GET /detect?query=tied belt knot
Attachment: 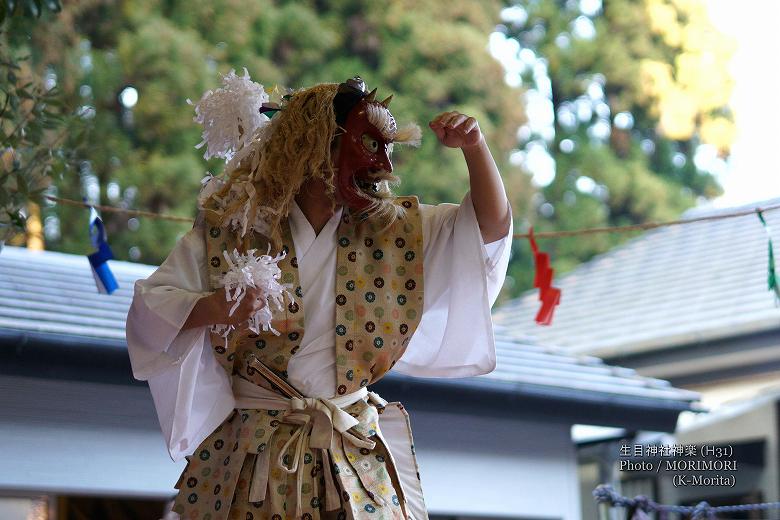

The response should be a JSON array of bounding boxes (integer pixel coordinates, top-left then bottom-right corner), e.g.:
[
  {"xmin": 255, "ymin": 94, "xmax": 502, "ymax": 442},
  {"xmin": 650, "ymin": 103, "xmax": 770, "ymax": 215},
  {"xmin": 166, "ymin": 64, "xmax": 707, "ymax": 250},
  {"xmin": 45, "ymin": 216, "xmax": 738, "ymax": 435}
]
[
  {"xmin": 232, "ymin": 372, "xmax": 389, "ymax": 518},
  {"xmin": 277, "ymin": 395, "xmax": 378, "ymax": 517}
]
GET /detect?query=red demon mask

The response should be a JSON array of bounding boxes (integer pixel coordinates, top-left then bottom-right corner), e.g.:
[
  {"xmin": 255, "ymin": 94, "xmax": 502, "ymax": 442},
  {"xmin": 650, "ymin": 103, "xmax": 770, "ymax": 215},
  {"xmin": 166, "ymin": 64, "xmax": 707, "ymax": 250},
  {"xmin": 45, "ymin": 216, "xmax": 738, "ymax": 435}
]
[{"xmin": 334, "ymin": 90, "xmax": 397, "ymax": 214}]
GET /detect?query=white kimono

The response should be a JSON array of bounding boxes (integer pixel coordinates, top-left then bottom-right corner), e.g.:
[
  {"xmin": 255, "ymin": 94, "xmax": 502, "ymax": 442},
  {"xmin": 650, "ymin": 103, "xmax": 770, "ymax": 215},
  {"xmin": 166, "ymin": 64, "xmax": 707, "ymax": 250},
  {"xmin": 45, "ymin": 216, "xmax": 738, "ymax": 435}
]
[{"xmin": 126, "ymin": 192, "xmax": 511, "ymax": 511}]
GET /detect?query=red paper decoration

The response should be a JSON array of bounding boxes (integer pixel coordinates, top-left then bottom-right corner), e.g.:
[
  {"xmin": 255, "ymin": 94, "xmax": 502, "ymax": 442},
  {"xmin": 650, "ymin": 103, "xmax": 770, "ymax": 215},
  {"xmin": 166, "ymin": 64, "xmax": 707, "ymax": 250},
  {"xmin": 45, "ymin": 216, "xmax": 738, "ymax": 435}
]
[{"xmin": 528, "ymin": 227, "xmax": 561, "ymax": 325}]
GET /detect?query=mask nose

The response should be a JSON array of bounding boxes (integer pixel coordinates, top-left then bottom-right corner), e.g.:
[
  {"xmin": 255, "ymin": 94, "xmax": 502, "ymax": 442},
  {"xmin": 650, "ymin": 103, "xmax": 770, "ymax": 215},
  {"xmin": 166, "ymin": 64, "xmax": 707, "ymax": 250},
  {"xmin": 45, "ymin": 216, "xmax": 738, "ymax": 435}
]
[{"xmin": 380, "ymin": 147, "xmax": 393, "ymax": 174}]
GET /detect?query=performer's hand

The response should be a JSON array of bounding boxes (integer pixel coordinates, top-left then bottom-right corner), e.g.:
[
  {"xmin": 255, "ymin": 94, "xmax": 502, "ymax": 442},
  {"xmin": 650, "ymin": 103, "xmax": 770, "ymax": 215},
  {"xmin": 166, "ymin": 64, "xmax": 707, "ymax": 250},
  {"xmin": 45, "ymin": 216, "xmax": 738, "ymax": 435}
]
[
  {"xmin": 183, "ymin": 287, "xmax": 267, "ymax": 330},
  {"xmin": 429, "ymin": 111, "xmax": 483, "ymax": 149},
  {"xmin": 213, "ymin": 287, "xmax": 267, "ymax": 326}
]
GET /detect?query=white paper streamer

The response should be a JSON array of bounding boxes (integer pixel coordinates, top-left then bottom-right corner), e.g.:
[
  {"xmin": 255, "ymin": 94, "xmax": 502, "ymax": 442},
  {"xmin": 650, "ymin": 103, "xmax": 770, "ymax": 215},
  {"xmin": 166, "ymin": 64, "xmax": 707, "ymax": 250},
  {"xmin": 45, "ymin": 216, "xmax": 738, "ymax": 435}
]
[
  {"xmin": 188, "ymin": 68, "xmax": 270, "ymax": 162},
  {"xmin": 197, "ymin": 175, "xmax": 274, "ymax": 238}
]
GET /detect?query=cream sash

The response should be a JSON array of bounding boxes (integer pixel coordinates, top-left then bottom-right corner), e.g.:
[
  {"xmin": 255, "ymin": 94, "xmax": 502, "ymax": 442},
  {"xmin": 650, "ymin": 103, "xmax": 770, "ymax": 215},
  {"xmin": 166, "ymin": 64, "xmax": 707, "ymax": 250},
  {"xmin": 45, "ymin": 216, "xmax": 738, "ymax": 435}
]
[{"xmin": 233, "ymin": 376, "xmax": 385, "ymax": 516}]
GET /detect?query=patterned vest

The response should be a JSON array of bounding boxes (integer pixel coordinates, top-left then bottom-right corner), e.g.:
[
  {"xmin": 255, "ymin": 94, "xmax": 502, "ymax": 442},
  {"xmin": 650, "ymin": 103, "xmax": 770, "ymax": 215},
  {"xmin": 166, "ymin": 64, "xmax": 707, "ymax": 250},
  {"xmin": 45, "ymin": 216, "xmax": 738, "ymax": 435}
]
[{"xmin": 203, "ymin": 197, "xmax": 424, "ymax": 397}]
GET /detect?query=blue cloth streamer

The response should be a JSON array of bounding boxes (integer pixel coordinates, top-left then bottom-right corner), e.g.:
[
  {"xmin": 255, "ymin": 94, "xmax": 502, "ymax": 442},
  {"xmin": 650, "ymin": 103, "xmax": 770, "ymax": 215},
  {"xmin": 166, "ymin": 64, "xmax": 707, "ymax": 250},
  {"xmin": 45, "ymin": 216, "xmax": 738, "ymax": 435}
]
[{"xmin": 87, "ymin": 207, "xmax": 118, "ymax": 294}]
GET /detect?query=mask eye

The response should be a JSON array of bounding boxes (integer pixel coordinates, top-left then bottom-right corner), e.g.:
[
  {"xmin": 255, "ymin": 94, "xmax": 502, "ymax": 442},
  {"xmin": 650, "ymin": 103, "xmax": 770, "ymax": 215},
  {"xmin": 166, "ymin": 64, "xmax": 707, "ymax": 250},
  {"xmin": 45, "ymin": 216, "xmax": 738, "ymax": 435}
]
[{"xmin": 362, "ymin": 134, "xmax": 379, "ymax": 153}]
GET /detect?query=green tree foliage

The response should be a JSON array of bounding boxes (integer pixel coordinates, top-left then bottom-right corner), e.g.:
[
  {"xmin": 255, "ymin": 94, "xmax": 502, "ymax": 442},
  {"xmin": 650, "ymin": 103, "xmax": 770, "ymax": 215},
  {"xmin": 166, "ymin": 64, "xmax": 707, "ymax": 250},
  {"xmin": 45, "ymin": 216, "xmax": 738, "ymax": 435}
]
[
  {"xmin": 5, "ymin": 0, "xmax": 735, "ymax": 301},
  {"xmin": 498, "ymin": 0, "xmax": 734, "ymax": 290},
  {"xmin": 11, "ymin": 0, "xmax": 529, "ymax": 270}
]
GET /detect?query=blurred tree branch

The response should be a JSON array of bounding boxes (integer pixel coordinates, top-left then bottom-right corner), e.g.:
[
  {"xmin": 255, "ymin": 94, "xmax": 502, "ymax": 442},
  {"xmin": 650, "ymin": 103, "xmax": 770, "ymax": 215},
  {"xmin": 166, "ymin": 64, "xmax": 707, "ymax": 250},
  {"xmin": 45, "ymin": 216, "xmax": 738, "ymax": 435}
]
[
  {"xmin": 0, "ymin": 0, "xmax": 86, "ymax": 247},
  {"xmin": 0, "ymin": 0, "xmax": 62, "ymax": 23}
]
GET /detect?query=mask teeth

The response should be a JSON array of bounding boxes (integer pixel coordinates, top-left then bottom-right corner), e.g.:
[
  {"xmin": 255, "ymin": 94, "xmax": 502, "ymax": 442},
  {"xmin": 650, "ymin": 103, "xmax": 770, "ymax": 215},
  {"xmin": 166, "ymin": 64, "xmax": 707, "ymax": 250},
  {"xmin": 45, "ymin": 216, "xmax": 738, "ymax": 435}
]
[{"xmin": 356, "ymin": 179, "xmax": 381, "ymax": 193}]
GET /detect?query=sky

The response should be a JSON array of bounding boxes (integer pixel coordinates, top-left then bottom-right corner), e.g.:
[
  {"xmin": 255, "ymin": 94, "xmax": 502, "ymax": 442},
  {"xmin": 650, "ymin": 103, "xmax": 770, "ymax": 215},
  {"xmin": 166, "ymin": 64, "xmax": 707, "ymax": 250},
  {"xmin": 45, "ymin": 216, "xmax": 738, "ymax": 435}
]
[{"xmin": 707, "ymin": 0, "xmax": 780, "ymax": 207}]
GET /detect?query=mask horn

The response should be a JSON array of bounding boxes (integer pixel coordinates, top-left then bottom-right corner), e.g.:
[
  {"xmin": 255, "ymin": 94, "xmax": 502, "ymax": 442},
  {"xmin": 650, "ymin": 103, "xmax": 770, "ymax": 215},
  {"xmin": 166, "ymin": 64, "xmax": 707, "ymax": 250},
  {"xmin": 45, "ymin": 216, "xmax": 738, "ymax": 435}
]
[
  {"xmin": 365, "ymin": 88, "xmax": 377, "ymax": 102},
  {"xmin": 381, "ymin": 95, "xmax": 393, "ymax": 107}
]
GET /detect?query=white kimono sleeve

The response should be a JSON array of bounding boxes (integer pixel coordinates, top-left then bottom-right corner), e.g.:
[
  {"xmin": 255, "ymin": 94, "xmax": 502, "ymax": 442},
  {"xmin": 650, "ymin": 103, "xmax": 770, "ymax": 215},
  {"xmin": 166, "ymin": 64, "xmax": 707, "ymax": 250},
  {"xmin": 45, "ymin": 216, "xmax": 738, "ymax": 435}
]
[
  {"xmin": 126, "ymin": 223, "xmax": 235, "ymax": 461},
  {"xmin": 393, "ymin": 192, "xmax": 512, "ymax": 378}
]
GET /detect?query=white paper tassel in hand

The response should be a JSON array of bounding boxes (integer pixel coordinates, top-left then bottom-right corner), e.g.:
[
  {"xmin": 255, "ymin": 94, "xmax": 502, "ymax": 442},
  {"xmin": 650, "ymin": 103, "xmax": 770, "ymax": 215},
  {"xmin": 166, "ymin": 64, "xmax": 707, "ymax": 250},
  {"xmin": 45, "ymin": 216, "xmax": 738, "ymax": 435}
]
[{"xmin": 211, "ymin": 247, "xmax": 293, "ymax": 340}]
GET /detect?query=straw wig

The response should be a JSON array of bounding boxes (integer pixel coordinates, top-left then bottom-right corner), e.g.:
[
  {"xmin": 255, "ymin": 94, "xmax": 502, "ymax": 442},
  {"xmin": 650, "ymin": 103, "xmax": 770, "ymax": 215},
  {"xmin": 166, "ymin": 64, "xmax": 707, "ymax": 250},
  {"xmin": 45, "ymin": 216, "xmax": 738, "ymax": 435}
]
[{"xmin": 193, "ymin": 73, "xmax": 420, "ymax": 250}]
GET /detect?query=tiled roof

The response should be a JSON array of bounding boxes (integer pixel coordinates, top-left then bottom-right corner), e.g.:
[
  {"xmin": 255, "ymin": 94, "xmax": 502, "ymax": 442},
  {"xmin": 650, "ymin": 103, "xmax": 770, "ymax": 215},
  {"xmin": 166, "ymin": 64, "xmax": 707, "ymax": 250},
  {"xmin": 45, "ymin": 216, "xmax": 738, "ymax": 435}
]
[
  {"xmin": 494, "ymin": 198, "xmax": 780, "ymax": 358},
  {"xmin": 0, "ymin": 246, "xmax": 153, "ymax": 341},
  {"xmin": 486, "ymin": 329, "xmax": 699, "ymax": 406},
  {"xmin": 0, "ymin": 245, "xmax": 698, "ymax": 408}
]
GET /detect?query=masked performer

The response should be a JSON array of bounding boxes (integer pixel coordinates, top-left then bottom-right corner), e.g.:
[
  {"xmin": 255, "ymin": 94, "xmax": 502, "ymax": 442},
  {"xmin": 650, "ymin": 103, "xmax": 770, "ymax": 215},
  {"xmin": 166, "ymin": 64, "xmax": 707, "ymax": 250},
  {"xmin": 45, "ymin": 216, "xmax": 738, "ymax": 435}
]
[{"xmin": 126, "ymin": 73, "xmax": 512, "ymax": 520}]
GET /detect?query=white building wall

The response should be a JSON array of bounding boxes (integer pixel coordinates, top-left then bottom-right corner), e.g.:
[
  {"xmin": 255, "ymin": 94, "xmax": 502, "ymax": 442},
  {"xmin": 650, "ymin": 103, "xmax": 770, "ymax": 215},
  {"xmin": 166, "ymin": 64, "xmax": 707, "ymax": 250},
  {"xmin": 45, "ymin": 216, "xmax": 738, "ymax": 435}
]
[
  {"xmin": 0, "ymin": 375, "xmax": 184, "ymax": 497},
  {"xmin": 408, "ymin": 409, "xmax": 581, "ymax": 519},
  {"xmin": 0, "ymin": 376, "xmax": 580, "ymax": 519}
]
